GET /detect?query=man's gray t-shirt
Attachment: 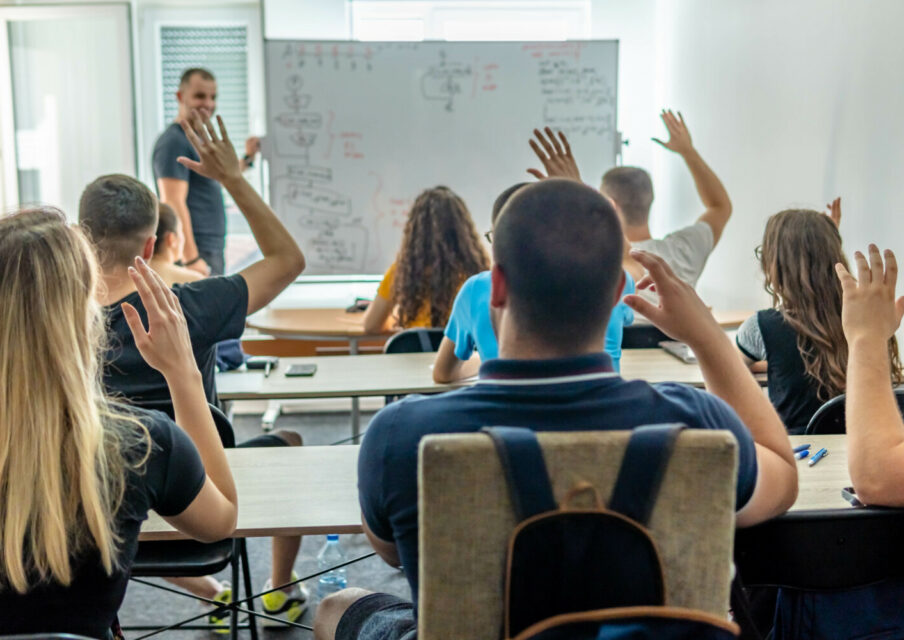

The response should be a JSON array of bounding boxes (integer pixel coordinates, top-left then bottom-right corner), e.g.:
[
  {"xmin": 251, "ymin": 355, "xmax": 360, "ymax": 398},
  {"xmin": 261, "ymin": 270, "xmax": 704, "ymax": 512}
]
[
  {"xmin": 633, "ymin": 221, "xmax": 715, "ymax": 288},
  {"xmin": 152, "ymin": 122, "xmax": 226, "ymax": 240}
]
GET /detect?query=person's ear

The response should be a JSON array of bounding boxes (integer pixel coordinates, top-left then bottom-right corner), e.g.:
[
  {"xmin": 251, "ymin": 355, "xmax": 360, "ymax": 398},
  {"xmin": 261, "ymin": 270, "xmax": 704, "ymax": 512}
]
[
  {"xmin": 165, "ymin": 231, "xmax": 178, "ymax": 251},
  {"xmin": 142, "ymin": 236, "xmax": 156, "ymax": 261},
  {"xmin": 613, "ymin": 270, "xmax": 626, "ymax": 305},
  {"xmin": 175, "ymin": 89, "xmax": 183, "ymax": 104},
  {"xmin": 490, "ymin": 264, "xmax": 508, "ymax": 309}
]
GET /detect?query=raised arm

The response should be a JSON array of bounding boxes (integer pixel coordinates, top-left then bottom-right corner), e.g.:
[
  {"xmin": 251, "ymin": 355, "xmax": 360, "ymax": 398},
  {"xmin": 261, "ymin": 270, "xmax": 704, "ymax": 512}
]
[
  {"xmin": 624, "ymin": 250, "xmax": 797, "ymax": 526},
  {"xmin": 178, "ymin": 111, "xmax": 305, "ymax": 314},
  {"xmin": 837, "ymin": 245, "xmax": 904, "ymax": 506},
  {"xmin": 121, "ymin": 257, "xmax": 237, "ymax": 541},
  {"xmin": 527, "ymin": 127, "xmax": 582, "ymax": 182},
  {"xmin": 653, "ymin": 110, "xmax": 732, "ymax": 246}
]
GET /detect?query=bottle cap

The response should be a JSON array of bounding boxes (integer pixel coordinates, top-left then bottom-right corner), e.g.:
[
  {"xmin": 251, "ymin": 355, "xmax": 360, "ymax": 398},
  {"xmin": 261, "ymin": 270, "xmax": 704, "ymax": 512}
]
[{"xmin": 327, "ymin": 534, "xmax": 339, "ymax": 541}]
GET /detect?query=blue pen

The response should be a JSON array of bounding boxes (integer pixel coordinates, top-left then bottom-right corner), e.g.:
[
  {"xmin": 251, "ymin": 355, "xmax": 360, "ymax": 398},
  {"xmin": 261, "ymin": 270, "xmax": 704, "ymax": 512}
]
[
  {"xmin": 794, "ymin": 449, "xmax": 810, "ymax": 460},
  {"xmin": 808, "ymin": 448, "xmax": 829, "ymax": 467},
  {"xmin": 793, "ymin": 443, "xmax": 811, "ymax": 453}
]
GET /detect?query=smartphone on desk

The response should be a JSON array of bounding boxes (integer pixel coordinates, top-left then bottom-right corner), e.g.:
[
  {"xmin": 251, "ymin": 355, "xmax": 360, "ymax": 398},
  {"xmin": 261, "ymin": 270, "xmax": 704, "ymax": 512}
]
[{"xmin": 285, "ymin": 363, "xmax": 318, "ymax": 377}]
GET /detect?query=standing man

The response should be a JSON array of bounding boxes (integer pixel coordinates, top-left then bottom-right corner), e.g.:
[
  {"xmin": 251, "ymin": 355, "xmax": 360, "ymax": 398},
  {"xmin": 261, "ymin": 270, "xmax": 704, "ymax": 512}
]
[{"xmin": 153, "ymin": 67, "xmax": 260, "ymax": 275}]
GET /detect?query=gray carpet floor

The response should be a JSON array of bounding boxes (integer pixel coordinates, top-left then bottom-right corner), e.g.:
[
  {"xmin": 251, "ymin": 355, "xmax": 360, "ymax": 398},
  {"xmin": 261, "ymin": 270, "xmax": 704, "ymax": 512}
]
[{"xmin": 118, "ymin": 408, "xmax": 408, "ymax": 638}]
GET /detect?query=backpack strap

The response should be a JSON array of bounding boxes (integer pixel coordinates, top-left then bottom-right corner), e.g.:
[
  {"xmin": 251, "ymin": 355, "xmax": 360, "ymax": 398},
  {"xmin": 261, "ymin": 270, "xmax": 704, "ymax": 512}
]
[
  {"xmin": 483, "ymin": 426, "xmax": 557, "ymax": 521},
  {"xmin": 608, "ymin": 423, "xmax": 686, "ymax": 526}
]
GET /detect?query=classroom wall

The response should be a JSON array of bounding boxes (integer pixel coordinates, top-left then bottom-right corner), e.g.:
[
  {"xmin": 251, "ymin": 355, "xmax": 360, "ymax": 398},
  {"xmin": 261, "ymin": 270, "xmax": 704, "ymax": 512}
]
[{"xmin": 653, "ymin": 0, "xmax": 904, "ymax": 312}]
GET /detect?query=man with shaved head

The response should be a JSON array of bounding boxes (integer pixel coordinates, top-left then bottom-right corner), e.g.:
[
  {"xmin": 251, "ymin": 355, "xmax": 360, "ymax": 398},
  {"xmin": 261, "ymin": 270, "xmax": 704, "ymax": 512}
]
[{"xmin": 313, "ymin": 179, "xmax": 796, "ymax": 640}]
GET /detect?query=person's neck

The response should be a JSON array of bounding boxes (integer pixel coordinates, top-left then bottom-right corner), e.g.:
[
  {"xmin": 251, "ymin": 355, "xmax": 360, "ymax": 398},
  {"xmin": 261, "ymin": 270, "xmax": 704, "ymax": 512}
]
[
  {"xmin": 97, "ymin": 265, "xmax": 137, "ymax": 307},
  {"xmin": 150, "ymin": 248, "xmax": 178, "ymax": 269},
  {"xmin": 496, "ymin": 318, "xmax": 604, "ymax": 361},
  {"xmin": 624, "ymin": 224, "xmax": 652, "ymax": 243}
]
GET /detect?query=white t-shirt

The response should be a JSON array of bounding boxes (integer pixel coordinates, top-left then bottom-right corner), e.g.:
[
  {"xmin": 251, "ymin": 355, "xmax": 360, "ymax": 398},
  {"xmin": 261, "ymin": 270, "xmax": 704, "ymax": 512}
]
[{"xmin": 632, "ymin": 221, "xmax": 715, "ymax": 288}]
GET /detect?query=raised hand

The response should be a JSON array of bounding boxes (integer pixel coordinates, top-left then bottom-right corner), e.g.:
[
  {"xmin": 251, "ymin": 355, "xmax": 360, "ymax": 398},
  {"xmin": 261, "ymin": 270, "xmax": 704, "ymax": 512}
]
[
  {"xmin": 622, "ymin": 249, "xmax": 721, "ymax": 347},
  {"xmin": 121, "ymin": 257, "xmax": 198, "ymax": 380},
  {"xmin": 836, "ymin": 245, "xmax": 904, "ymax": 345},
  {"xmin": 826, "ymin": 197, "xmax": 841, "ymax": 228},
  {"xmin": 652, "ymin": 109, "xmax": 694, "ymax": 156},
  {"xmin": 527, "ymin": 127, "xmax": 582, "ymax": 181},
  {"xmin": 178, "ymin": 111, "xmax": 242, "ymax": 185}
]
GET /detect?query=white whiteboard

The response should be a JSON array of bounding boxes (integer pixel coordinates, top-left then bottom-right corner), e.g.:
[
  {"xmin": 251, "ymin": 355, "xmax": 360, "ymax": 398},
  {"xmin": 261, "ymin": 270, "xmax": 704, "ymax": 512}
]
[{"xmin": 263, "ymin": 40, "xmax": 619, "ymax": 275}]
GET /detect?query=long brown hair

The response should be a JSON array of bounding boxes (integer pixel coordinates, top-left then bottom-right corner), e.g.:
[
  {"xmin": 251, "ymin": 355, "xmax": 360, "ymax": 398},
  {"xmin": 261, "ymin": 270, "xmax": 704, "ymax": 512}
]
[
  {"xmin": 393, "ymin": 186, "xmax": 490, "ymax": 327},
  {"xmin": 760, "ymin": 209, "xmax": 903, "ymax": 399},
  {"xmin": 0, "ymin": 207, "xmax": 149, "ymax": 593}
]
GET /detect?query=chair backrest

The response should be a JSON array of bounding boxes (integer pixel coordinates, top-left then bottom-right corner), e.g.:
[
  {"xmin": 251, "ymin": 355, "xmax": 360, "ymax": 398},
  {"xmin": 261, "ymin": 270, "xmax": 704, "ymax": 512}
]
[
  {"xmin": 621, "ymin": 324, "xmax": 671, "ymax": 349},
  {"xmin": 418, "ymin": 429, "xmax": 739, "ymax": 640},
  {"xmin": 131, "ymin": 399, "xmax": 236, "ymax": 448},
  {"xmin": 383, "ymin": 328, "xmax": 444, "ymax": 354},
  {"xmin": 806, "ymin": 389, "xmax": 904, "ymax": 435}
]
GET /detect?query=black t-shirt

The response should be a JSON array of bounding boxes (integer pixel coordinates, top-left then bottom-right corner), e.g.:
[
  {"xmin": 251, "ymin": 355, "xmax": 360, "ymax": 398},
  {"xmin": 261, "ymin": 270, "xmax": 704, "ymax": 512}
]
[
  {"xmin": 736, "ymin": 309, "xmax": 826, "ymax": 432},
  {"xmin": 0, "ymin": 407, "xmax": 206, "ymax": 638},
  {"xmin": 103, "ymin": 275, "xmax": 249, "ymax": 405},
  {"xmin": 152, "ymin": 122, "xmax": 226, "ymax": 240}
]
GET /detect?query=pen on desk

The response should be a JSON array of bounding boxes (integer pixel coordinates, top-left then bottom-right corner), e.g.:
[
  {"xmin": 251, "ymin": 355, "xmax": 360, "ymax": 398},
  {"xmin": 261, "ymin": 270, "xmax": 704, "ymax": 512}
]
[
  {"xmin": 264, "ymin": 361, "xmax": 271, "ymax": 378},
  {"xmin": 794, "ymin": 449, "xmax": 810, "ymax": 460},
  {"xmin": 793, "ymin": 443, "xmax": 811, "ymax": 454},
  {"xmin": 808, "ymin": 447, "xmax": 828, "ymax": 467}
]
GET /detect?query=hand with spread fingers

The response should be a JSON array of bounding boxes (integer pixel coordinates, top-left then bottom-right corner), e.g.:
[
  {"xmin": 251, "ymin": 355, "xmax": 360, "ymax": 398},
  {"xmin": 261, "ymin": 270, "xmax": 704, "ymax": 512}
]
[
  {"xmin": 836, "ymin": 245, "xmax": 904, "ymax": 345},
  {"xmin": 652, "ymin": 109, "xmax": 694, "ymax": 156},
  {"xmin": 826, "ymin": 197, "xmax": 842, "ymax": 228},
  {"xmin": 121, "ymin": 256, "xmax": 198, "ymax": 380},
  {"xmin": 622, "ymin": 249, "xmax": 721, "ymax": 347},
  {"xmin": 177, "ymin": 110, "xmax": 243, "ymax": 186},
  {"xmin": 527, "ymin": 127, "xmax": 582, "ymax": 181}
]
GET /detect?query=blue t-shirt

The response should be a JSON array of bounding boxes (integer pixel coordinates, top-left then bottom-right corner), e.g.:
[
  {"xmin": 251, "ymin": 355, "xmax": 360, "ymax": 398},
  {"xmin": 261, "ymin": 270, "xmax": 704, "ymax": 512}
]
[
  {"xmin": 442, "ymin": 271, "xmax": 636, "ymax": 371},
  {"xmin": 444, "ymin": 271, "xmax": 497, "ymax": 361},
  {"xmin": 358, "ymin": 353, "xmax": 758, "ymax": 605},
  {"xmin": 606, "ymin": 272, "xmax": 635, "ymax": 371}
]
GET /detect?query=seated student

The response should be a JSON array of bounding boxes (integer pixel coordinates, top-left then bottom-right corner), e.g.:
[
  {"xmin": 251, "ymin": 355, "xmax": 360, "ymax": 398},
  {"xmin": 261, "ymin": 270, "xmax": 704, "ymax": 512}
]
[
  {"xmin": 313, "ymin": 179, "xmax": 797, "ymax": 640},
  {"xmin": 602, "ymin": 110, "xmax": 732, "ymax": 287},
  {"xmin": 764, "ymin": 245, "xmax": 904, "ymax": 639},
  {"xmin": 0, "ymin": 208, "xmax": 237, "ymax": 637},
  {"xmin": 78, "ymin": 113, "xmax": 308, "ymax": 627},
  {"xmin": 736, "ymin": 203, "xmax": 904, "ymax": 432},
  {"xmin": 433, "ymin": 181, "xmax": 635, "ymax": 382},
  {"xmin": 362, "ymin": 186, "xmax": 490, "ymax": 334},
  {"xmin": 150, "ymin": 202, "xmax": 204, "ymax": 286}
]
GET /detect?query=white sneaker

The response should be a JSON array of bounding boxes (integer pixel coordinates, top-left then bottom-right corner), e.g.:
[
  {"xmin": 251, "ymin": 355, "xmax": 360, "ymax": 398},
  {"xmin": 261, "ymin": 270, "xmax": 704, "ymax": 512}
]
[{"xmin": 260, "ymin": 572, "xmax": 309, "ymax": 627}]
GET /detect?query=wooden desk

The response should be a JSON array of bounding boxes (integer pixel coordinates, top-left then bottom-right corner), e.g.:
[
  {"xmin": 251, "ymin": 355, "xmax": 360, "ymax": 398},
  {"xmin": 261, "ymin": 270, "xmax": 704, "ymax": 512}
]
[
  {"xmin": 140, "ymin": 446, "xmax": 361, "ymax": 541},
  {"xmin": 736, "ymin": 434, "xmax": 904, "ymax": 589},
  {"xmin": 245, "ymin": 309, "xmax": 394, "ymax": 434},
  {"xmin": 216, "ymin": 350, "xmax": 754, "ymax": 402}
]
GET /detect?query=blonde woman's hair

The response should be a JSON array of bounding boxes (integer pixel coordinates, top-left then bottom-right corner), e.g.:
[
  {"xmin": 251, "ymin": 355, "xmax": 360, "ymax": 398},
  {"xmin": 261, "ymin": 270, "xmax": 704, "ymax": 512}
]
[
  {"xmin": 760, "ymin": 209, "xmax": 904, "ymax": 399},
  {"xmin": 0, "ymin": 207, "xmax": 149, "ymax": 593}
]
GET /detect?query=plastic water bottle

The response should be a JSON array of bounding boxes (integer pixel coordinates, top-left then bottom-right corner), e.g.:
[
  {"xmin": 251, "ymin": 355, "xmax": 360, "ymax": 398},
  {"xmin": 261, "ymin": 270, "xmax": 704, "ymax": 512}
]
[{"xmin": 317, "ymin": 534, "xmax": 348, "ymax": 598}]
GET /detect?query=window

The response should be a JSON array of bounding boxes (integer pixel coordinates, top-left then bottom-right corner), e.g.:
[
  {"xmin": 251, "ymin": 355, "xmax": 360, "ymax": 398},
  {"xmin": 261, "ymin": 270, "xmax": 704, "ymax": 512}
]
[
  {"xmin": 351, "ymin": 1, "xmax": 591, "ymax": 41},
  {"xmin": 159, "ymin": 25, "xmax": 250, "ymax": 144}
]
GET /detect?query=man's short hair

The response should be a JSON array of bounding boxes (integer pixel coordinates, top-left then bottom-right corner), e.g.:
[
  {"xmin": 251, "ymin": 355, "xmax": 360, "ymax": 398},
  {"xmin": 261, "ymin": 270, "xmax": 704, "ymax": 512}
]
[
  {"xmin": 78, "ymin": 174, "xmax": 158, "ymax": 268},
  {"xmin": 493, "ymin": 179, "xmax": 624, "ymax": 349},
  {"xmin": 179, "ymin": 67, "xmax": 215, "ymax": 87},
  {"xmin": 491, "ymin": 182, "xmax": 529, "ymax": 226},
  {"xmin": 601, "ymin": 167, "xmax": 654, "ymax": 226}
]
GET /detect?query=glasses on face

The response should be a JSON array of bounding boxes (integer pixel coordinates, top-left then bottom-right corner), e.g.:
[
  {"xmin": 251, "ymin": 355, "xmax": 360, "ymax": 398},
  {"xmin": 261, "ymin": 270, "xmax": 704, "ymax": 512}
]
[{"xmin": 484, "ymin": 230, "xmax": 493, "ymax": 244}]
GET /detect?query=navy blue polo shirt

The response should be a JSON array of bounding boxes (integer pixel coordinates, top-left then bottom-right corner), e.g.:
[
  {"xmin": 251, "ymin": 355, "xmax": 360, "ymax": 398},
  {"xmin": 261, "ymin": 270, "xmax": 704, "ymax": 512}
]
[{"xmin": 358, "ymin": 352, "xmax": 758, "ymax": 604}]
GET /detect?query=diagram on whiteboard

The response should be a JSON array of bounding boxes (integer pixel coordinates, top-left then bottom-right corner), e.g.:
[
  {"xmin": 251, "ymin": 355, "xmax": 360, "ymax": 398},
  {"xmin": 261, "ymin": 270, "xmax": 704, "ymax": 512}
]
[{"xmin": 265, "ymin": 40, "xmax": 619, "ymax": 274}]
